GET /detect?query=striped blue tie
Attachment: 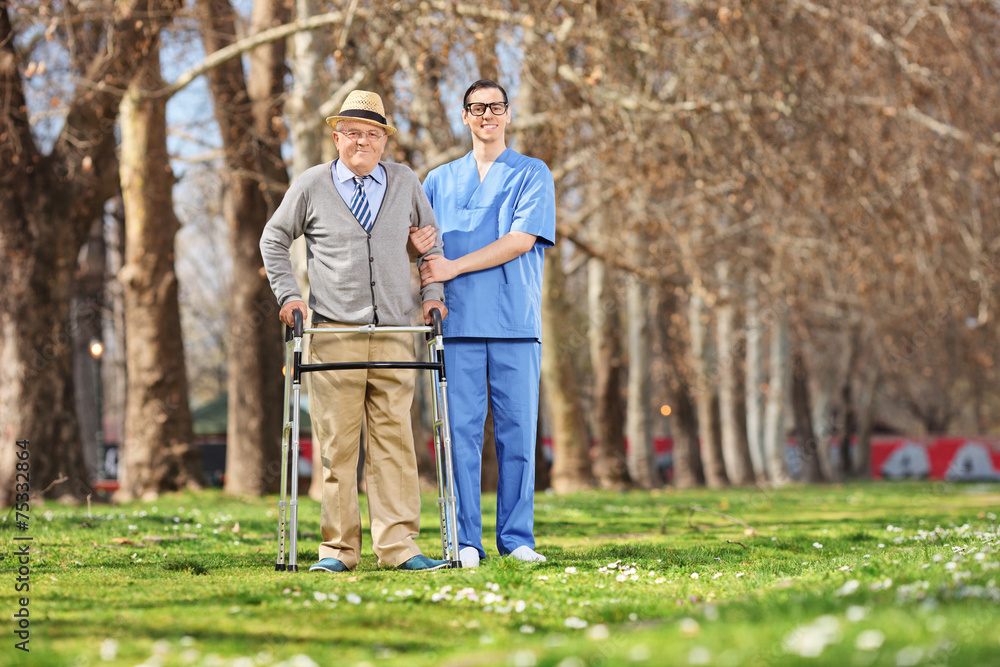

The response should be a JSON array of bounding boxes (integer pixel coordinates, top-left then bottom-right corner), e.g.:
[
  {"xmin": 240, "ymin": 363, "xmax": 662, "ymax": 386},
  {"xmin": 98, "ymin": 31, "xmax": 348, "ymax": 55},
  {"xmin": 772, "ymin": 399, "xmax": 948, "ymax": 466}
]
[{"xmin": 350, "ymin": 175, "xmax": 373, "ymax": 232}]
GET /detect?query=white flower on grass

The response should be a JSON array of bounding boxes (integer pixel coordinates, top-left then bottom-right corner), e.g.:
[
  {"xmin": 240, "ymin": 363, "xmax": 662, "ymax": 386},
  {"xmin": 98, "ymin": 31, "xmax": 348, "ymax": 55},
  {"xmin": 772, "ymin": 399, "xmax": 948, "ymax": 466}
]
[
  {"xmin": 895, "ymin": 647, "xmax": 925, "ymax": 666},
  {"xmin": 555, "ymin": 657, "xmax": 585, "ymax": 667},
  {"xmin": 514, "ymin": 600, "xmax": 527, "ymax": 613},
  {"xmin": 564, "ymin": 617, "xmax": 588, "ymax": 629},
  {"xmin": 712, "ymin": 573, "xmax": 723, "ymax": 579},
  {"xmin": 289, "ymin": 655, "xmax": 320, "ymax": 667},
  {"xmin": 846, "ymin": 606, "xmax": 869, "ymax": 622},
  {"xmin": 691, "ymin": 572, "xmax": 699, "ymax": 579},
  {"xmin": 616, "ymin": 574, "xmax": 627, "ymax": 583},
  {"xmin": 736, "ymin": 572, "xmax": 745, "ymax": 577},
  {"xmin": 855, "ymin": 629, "xmax": 885, "ymax": 651},
  {"xmin": 520, "ymin": 625, "xmax": 535, "ymax": 634},
  {"xmin": 678, "ymin": 618, "xmax": 700, "ymax": 637},
  {"xmin": 564, "ymin": 566, "xmax": 578, "ymax": 574},
  {"xmin": 813, "ymin": 542, "xmax": 823, "ymax": 549},
  {"xmin": 629, "ymin": 644, "xmax": 652, "ymax": 661},
  {"xmin": 345, "ymin": 593, "xmax": 361, "ymax": 605},
  {"xmin": 688, "ymin": 646, "xmax": 711, "ymax": 665},
  {"xmin": 312, "ymin": 591, "xmax": 327, "ymax": 602},
  {"xmin": 783, "ymin": 615, "xmax": 841, "ymax": 657},
  {"xmin": 455, "ymin": 587, "xmax": 478, "ymax": 602},
  {"xmin": 835, "ymin": 580, "xmax": 860, "ymax": 596},
  {"xmin": 587, "ymin": 624, "xmax": 610, "ymax": 640},
  {"xmin": 100, "ymin": 639, "xmax": 119, "ymax": 661}
]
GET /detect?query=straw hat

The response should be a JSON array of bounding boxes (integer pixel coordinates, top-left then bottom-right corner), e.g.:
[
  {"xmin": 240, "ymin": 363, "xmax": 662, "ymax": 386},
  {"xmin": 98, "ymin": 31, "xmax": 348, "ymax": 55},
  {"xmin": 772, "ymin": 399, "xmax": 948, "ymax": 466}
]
[{"xmin": 325, "ymin": 90, "xmax": 397, "ymax": 135}]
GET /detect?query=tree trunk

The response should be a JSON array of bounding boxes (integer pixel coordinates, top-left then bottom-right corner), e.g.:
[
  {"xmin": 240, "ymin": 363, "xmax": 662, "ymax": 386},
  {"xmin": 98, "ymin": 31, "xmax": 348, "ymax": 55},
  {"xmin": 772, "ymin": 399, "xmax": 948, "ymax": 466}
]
[
  {"xmin": 289, "ymin": 0, "xmax": 326, "ymax": 502},
  {"xmin": 72, "ymin": 219, "xmax": 108, "ymax": 485},
  {"xmin": 744, "ymin": 284, "xmax": 768, "ymax": 481},
  {"xmin": 535, "ymin": 389, "xmax": 551, "ymax": 491},
  {"xmin": 837, "ymin": 328, "xmax": 859, "ymax": 479},
  {"xmin": 116, "ymin": 50, "xmax": 206, "ymax": 500},
  {"xmin": 625, "ymin": 275, "xmax": 657, "ymax": 488},
  {"xmin": 481, "ymin": 402, "xmax": 499, "ymax": 493},
  {"xmin": 541, "ymin": 246, "xmax": 593, "ymax": 492},
  {"xmin": 197, "ymin": 0, "xmax": 290, "ymax": 495},
  {"xmin": 763, "ymin": 307, "xmax": 792, "ymax": 485},
  {"xmin": 689, "ymin": 293, "xmax": 729, "ymax": 487},
  {"xmin": 654, "ymin": 287, "xmax": 703, "ymax": 488},
  {"xmin": 792, "ymin": 347, "xmax": 824, "ymax": 483},
  {"xmin": 589, "ymin": 258, "xmax": 629, "ymax": 489},
  {"xmin": 0, "ymin": 1, "xmax": 179, "ymax": 504},
  {"xmin": 715, "ymin": 263, "xmax": 755, "ymax": 485},
  {"xmin": 854, "ymin": 365, "xmax": 880, "ymax": 479},
  {"xmin": 809, "ymin": 365, "xmax": 838, "ymax": 483}
]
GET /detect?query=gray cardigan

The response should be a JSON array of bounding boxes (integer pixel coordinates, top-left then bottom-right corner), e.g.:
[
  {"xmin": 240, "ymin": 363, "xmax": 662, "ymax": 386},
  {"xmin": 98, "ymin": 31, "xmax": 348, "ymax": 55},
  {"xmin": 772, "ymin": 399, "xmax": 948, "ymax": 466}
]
[{"xmin": 260, "ymin": 161, "xmax": 444, "ymax": 326}]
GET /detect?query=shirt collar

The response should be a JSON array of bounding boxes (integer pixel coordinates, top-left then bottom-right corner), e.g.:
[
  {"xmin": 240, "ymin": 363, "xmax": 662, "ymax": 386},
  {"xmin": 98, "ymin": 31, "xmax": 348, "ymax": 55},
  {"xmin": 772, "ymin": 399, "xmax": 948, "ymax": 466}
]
[{"xmin": 334, "ymin": 159, "xmax": 384, "ymax": 186}]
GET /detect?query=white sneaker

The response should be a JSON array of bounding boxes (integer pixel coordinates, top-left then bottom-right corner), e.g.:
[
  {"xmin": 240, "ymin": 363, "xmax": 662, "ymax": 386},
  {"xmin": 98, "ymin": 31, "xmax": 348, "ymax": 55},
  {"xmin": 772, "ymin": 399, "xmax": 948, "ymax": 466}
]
[
  {"xmin": 459, "ymin": 546, "xmax": 480, "ymax": 568},
  {"xmin": 510, "ymin": 546, "xmax": 546, "ymax": 563}
]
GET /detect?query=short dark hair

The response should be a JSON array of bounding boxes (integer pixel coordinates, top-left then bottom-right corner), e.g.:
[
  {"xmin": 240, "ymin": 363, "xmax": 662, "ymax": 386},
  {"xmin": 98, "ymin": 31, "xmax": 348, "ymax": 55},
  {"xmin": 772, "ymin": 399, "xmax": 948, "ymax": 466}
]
[{"xmin": 463, "ymin": 79, "xmax": 508, "ymax": 108}]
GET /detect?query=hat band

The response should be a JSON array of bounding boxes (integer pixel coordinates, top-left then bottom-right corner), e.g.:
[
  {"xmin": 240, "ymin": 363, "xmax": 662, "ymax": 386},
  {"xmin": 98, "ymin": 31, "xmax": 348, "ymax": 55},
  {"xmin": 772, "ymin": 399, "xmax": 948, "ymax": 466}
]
[{"xmin": 338, "ymin": 108, "xmax": 388, "ymax": 126}]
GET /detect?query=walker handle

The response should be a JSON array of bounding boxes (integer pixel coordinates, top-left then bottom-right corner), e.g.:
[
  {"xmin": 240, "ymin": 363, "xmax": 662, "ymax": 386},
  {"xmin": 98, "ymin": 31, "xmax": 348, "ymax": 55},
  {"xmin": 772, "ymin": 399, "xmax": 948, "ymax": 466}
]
[
  {"xmin": 431, "ymin": 307, "xmax": 443, "ymax": 337},
  {"xmin": 293, "ymin": 308, "xmax": 303, "ymax": 338}
]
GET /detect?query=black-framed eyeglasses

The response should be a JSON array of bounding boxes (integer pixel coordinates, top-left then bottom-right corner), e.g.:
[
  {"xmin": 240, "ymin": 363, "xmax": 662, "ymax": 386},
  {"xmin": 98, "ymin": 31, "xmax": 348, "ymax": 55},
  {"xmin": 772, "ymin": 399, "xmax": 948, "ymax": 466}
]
[
  {"xmin": 336, "ymin": 129, "xmax": 386, "ymax": 141},
  {"xmin": 465, "ymin": 102, "xmax": 508, "ymax": 116}
]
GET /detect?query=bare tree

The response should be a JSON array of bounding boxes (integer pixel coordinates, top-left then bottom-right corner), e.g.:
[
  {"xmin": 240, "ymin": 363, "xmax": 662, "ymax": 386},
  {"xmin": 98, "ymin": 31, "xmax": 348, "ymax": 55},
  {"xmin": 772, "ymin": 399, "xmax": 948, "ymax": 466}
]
[
  {"xmin": 196, "ymin": 0, "xmax": 289, "ymax": 495},
  {"xmin": 0, "ymin": 0, "xmax": 181, "ymax": 504},
  {"xmin": 116, "ymin": 44, "xmax": 206, "ymax": 499},
  {"xmin": 588, "ymin": 257, "xmax": 628, "ymax": 489}
]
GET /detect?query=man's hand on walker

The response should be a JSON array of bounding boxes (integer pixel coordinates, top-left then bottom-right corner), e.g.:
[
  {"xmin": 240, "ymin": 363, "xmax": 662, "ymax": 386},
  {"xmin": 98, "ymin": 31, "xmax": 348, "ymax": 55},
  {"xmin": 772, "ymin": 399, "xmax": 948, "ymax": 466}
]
[
  {"xmin": 422, "ymin": 300, "xmax": 447, "ymax": 324},
  {"xmin": 407, "ymin": 225, "xmax": 437, "ymax": 258},
  {"xmin": 279, "ymin": 300, "xmax": 308, "ymax": 328}
]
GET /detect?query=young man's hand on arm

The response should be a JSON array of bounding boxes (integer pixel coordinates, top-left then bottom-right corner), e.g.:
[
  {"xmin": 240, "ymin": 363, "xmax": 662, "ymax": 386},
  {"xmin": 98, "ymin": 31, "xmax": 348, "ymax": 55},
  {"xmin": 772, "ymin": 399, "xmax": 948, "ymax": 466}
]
[{"xmin": 419, "ymin": 230, "xmax": 536, "ymax": 287}]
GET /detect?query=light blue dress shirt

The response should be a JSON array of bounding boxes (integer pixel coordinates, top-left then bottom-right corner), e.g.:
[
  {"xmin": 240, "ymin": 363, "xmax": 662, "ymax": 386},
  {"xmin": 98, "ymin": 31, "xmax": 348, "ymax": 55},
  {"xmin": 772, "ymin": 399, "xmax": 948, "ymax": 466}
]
[{"xmin": 331, "ymin": 160, "xmax": 387, "ymax": 227}]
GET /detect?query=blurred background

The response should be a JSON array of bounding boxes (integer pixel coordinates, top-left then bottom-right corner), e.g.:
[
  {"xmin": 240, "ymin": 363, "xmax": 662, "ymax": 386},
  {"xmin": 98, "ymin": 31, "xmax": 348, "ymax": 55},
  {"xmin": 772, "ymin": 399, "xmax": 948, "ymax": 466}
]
[{"xmin": 2, "ymin": 0, "xmax": 999, "ymax": 505}]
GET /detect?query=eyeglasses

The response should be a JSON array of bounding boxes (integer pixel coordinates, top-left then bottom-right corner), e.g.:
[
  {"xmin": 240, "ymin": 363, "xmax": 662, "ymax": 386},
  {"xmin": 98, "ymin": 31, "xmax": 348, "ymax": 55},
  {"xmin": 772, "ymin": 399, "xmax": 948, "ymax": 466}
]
[
  {"xmin": 336, "ymin": 129, "xmax": 386, "ymax": 141},
  {"xmin": 465, "ymin": 102, "xmax": 508, "ymax": 116}
]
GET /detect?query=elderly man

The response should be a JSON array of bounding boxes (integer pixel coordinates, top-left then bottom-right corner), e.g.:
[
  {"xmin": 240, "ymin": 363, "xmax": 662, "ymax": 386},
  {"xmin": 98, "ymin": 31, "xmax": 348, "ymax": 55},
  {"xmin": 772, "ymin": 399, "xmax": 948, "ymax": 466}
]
[{"xmin": 260, "ymin": 90, "xmax": 448, "ymax": 572}]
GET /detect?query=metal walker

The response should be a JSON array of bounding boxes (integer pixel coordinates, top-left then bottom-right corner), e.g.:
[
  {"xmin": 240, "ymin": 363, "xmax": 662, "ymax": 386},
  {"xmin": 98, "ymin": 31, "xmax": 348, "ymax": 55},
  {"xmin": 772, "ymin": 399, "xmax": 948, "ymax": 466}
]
[{"xmin": 274, "ymin": 308, "xmax": 461, "ymax": 571}]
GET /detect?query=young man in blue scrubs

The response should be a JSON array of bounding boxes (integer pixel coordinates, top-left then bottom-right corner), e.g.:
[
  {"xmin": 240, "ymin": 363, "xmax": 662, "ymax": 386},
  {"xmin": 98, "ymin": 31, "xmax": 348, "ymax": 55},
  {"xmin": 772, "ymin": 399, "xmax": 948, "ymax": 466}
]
[{"xmin": 419, "ymin": 80, "xmax": 556, "ymax": 566}]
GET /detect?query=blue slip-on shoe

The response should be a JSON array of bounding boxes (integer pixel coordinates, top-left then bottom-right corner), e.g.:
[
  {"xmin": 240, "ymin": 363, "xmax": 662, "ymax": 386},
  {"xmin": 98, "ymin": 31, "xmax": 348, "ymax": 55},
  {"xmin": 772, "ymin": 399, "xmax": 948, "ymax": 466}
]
[
  {"xmin": 398, "ymin": 554, "xmax": 449, "ymax": 571},
  {"xmin": 309, "ymin": 558, "xmax": 348, "ymax": 573}
]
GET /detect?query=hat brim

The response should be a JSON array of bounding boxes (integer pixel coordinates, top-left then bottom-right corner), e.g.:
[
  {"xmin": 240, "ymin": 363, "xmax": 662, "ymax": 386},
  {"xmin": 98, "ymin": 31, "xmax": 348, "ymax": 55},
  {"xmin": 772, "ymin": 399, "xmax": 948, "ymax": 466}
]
[{"xmin": 325, "ymin": 114, "xmax": 397, "ymax": 136}]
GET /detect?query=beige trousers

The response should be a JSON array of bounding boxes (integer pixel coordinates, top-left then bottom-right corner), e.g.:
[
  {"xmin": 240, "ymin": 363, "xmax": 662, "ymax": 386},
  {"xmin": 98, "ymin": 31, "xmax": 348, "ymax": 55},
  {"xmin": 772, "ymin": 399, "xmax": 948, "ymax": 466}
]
[{"xmin": 307, "ymin": 322, "xmax": 423, "ymax": 568}]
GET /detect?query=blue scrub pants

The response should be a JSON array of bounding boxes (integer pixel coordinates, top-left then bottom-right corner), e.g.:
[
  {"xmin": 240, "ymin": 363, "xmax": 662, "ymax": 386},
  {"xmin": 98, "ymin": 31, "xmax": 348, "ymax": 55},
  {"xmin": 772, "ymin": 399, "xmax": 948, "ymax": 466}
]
[{"xmin": 444, "ymin": 338, "xmax": 540, "ymax": 557}]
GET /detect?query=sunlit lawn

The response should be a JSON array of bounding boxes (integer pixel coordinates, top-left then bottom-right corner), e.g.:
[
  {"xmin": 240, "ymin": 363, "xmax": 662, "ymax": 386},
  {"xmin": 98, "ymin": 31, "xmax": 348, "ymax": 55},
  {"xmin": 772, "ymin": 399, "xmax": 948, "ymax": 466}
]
[{"xmin": 2, "ymin": 481, "xmax": 998, "ymax": 666}]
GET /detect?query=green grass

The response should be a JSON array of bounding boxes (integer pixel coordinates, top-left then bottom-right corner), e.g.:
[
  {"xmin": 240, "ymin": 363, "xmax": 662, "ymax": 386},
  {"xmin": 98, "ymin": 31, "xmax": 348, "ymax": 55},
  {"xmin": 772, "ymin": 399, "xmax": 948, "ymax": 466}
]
[{"xmin": 2, "ymin": 482, "xmax": 999, "ymax": 666}]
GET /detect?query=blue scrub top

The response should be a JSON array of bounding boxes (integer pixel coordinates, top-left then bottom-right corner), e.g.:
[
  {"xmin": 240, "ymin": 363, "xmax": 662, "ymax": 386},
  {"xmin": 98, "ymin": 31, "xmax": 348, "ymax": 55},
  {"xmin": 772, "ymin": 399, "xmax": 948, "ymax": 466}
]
[{"xmin": 424, "ymin": 148, "xmax": 556, "ymax": 339}]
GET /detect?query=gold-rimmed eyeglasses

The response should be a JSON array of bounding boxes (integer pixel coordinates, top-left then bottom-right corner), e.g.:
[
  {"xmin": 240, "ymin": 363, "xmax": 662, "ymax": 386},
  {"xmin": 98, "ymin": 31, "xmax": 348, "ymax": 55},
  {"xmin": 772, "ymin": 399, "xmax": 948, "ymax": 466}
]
[{"xmin": 336, "ymin": 129, "xmax": 386, "ymax": 141}]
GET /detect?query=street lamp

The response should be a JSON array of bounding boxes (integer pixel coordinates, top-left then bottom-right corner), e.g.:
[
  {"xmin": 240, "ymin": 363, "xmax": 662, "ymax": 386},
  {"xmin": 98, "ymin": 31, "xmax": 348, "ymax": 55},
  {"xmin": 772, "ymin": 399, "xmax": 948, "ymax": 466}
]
[{"xmin": 89, "ymin": 339, "xmax": 105, "ymax": 479}]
